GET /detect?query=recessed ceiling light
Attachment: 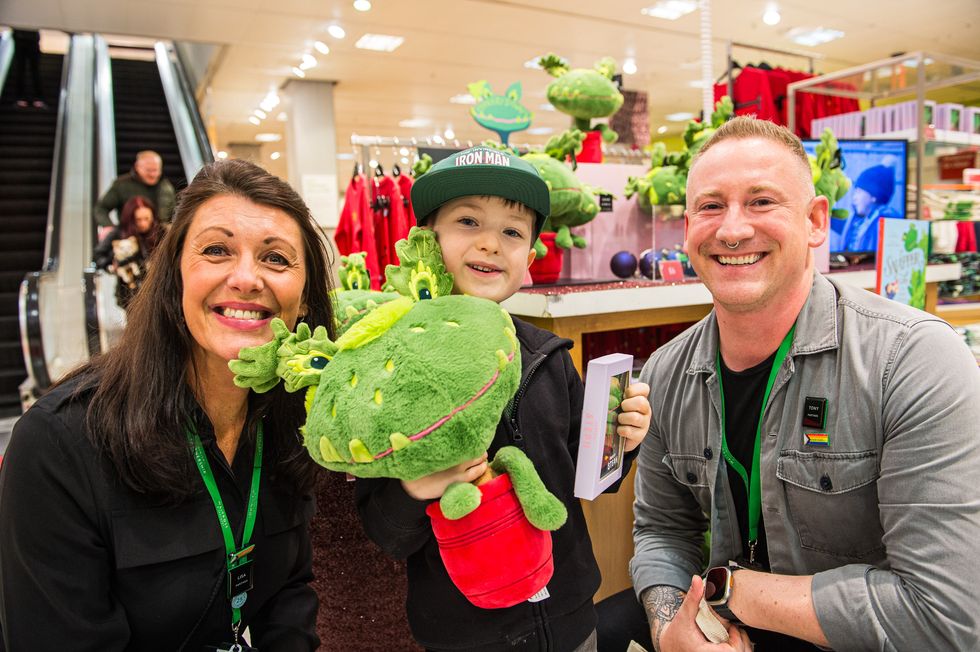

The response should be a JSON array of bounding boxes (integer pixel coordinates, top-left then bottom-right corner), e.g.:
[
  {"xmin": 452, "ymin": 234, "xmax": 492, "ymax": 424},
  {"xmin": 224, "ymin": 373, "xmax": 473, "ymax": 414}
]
[
  {"xmin": 657, "ymin": 125, "xmax": 669, "ymax": 134},
  {"xmin": 399, "ymin": 147, "xmax": 409, "ymax": 156},
  {"xmin": 666, "ymin": 111, "xmax": 696, "ymax": 122},
  {"xmin": 276, "ymin": 112, "xmax": 288, "ymax": 121},
  {"xmin": 254, "ymin": 109, "xmax": 267, "ymax": 119},
  {"xmin": 299, "ymin": 54, "xmax": 317, "ymax": 70},
  {"xmin": 248, "ymin": 116, "xmax": 261, "ymax": 125},
  {"xmin": 687, "ymin": 79, "xmax": 710, "ymax": 88},
  {"xmin": 524, "ymin": 57, "xmax": 543, "ymax": 69},
  {"xmin": 398, "ymin": 117, "xmax": 431, "ymax": 129},
  {"xmin": 538, "ymin": 103, "xmax": 555, "ymax": 111},
  {"xmin": 528, "ymin": 127, "xmax": 554, "ymax": 135},
  {"xmin": 337, "ymin": 152, "xmax": 354, "ymax": 160},
  {"xmin": 623, "ymin": 57, "xmax": 638, "ymax": 75},
  {"xmin": 255, "ymin": 133, "xmax": 282, "ymax": 142},
  {"xmin": 355, "ymin": 33, "xmax": 404, "ymax": 52},
  {"xmin": 217, "ymin": 151, "xmax": 229, "ymax": 159},
  {"xmin": 449, "ymin": 94, "xmax": 477, "ymax": 105},
  {"xmin": 353, "ymin": 0, "xmax": 371, "ymax": 11},
  {"xmin": 902, "ymin": 56, "xmax": 935, "ymax": 68},
  {"xmin": 444, "ymin": 127, "xmax": 455, "ymax": 140},
  {"xmin": 327, "ymin": 24, "xmax": 346, "ymax": 39},
  {"xmin": 270, "ymin": 151, "xmax": 281, "ymax": 160},
  {"xmin": 314, "ymin": 41, "xmax": 330, "ymax": 55},
  {"xmin": 640, "ymin": 1, "xmax": 697, "ymax": 21},
  {"xmin": 260, "ymin": 92, "xmax": 280, "ymax": 112},
  {"xmin": 292, "ymin": 67, "xmax": 306, "ymax": 78},
  {"xmin": 762, "ymin": 5, "xmax": 781, "ymax": 26},
  {"xmin": 785, "ymin": 26, "xmax": 844, "ymax": 47},
  {"xmin": 400, "ymin": 156, "xmax": 409, "ymax": 165}
]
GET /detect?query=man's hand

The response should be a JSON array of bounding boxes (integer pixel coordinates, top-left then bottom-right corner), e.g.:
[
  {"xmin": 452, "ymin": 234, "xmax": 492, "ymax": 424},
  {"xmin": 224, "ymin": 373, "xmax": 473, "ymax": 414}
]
[
  {"xmin": 644, "ymin": 576, "xmax": 752, "ymax": 651},
  {"xmin": 619, "ymin": 381, "xmax": 652, "ymax": 452},
  {"xmin": 400, "ymin": 454, "xmax": 489, "ymax": 501}
]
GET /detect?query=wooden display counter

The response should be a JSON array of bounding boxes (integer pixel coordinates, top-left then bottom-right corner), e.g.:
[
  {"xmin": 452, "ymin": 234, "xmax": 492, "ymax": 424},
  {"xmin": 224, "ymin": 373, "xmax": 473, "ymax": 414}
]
[{"xmin": 502, "ymin": 263, "xmax": 962, "ymax": 601}]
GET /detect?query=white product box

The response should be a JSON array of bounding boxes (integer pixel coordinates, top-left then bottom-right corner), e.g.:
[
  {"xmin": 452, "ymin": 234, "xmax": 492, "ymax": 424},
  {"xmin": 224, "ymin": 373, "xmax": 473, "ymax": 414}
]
[
  {"xmin": 574, "ymin": 353, "xmax": 633, "ymax": 500},
  {"xmin": 935, "ymin": 103, "xmax": 965, "ymax": 131},
  {"xmin": 964, "ymin": 107, "xmax": 980, "ymax": 135}
]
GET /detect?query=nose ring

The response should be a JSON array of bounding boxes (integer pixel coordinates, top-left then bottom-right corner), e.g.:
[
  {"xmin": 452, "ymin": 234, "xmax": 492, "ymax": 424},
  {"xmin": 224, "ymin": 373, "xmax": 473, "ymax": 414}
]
[{"xmin": 725, "ymin": 241, "xmax": 740, "ymax": 249}]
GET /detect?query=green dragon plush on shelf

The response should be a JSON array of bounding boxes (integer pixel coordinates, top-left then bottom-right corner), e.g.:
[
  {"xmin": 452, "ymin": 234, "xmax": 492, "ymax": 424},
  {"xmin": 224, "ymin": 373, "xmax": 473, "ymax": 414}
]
[
  {"xmin": 332, "ymin": 253, "xmax": 399, "ymax": 336},
  {"xmin": 624, "ymin": 96, "xmax": 734, "ymax": 213},
  {"xmin": 809, "ymin": 127, "xmax": 851, "ymax": 220},
  {"xmin": 538, "ymin": 53, "xmax": 624, "ymax": 143},
  {"xmin": 231, "ymin": 227, "xmax": 566, "ymax": 530},
  {"xmin": 467, "ymin": 80, "xmax": 533, "ymax": 145}
]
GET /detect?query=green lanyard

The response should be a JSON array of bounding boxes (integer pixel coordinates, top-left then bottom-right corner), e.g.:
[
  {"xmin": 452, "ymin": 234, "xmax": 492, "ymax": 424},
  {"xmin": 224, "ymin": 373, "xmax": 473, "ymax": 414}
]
[
  {"xmin": 187, "ymin": 421, "xmax": 263, "ymax": 645},
  {"xmin": 716, "ymin": 325, "xmax": 795, "ymax": 566}
]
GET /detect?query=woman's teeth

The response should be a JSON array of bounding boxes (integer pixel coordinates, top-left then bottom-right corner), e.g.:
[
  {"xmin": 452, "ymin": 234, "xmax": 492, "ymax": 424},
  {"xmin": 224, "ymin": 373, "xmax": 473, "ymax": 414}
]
[
  {"xmin": 718, "ymin": 254, "xmax": 762, "ymax": 265},
  {"xmin": 221, "ymin": 308, "xmax": 265, "ymax": 320}
]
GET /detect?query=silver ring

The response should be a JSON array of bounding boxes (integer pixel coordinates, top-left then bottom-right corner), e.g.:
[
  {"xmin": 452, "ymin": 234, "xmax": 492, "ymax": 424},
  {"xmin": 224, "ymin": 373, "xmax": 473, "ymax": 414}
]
[{"xmin": 725, "ymin": 241, "xmax": 740, "ymax": 249}]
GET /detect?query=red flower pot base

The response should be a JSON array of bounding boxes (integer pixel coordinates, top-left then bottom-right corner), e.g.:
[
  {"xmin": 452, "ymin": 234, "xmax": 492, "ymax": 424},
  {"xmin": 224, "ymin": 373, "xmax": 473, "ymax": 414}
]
[
  {"xmin": 576, "ymin": 129, "xmax": 603, "ymax": 163},
  {"xmin": 426, "ymin": 473, "xmax": 554, "ymax": 609},
  {"xmin": 529, "ymin": 232, "xmax": 563, "ymax": 285}
]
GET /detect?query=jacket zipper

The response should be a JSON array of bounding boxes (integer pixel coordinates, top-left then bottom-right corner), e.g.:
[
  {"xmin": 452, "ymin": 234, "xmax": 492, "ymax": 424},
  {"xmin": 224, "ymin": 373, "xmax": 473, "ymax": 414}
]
[{"xmin": 508, "ymin": 353, "xmax": 549, "ymax": 442}]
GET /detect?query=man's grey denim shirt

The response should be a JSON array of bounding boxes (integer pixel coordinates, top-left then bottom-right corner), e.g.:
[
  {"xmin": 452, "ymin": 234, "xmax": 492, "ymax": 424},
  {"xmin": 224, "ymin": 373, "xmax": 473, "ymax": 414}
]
[{"xmin": 631, "ymin": 271, "xmax": 980, "ymax": 651}]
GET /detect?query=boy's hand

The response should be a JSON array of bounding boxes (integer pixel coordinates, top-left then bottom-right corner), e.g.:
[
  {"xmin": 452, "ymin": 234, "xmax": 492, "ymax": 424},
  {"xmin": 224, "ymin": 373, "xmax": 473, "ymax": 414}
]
[
  {"xmin": 618, "ymin": 382, "xmax": 651, "ymax": 452},
  {"xmin": 401, "ymin": 454, "xmax": 489, "ymax": 501}
]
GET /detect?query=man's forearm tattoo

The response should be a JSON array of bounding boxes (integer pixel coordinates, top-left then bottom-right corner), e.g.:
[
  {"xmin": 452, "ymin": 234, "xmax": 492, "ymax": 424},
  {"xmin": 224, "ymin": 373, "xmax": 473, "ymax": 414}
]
[{"xmin": 642, "ymin": 586, "xmax": 685, "ymax": 651}]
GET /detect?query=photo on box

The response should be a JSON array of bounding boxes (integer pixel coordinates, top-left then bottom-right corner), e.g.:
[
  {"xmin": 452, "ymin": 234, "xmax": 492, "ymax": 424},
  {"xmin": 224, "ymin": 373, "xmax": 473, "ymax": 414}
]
[{"xmin": 574, "ymin": 353, "xmax": 633, "ymax": 500}]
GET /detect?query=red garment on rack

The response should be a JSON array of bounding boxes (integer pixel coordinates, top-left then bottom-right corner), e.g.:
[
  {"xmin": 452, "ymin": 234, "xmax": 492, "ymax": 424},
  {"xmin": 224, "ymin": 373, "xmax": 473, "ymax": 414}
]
[
  {"xmin": 397, "ymin": 173, "xmax": 417, "ymax": 227},
  {"xmin": 369, "ymin": 174, "xmax": 411, "ymax": 273},
  {"xmin": 335, "ymin": 175, "xmax": 383, "ymax": 288},
  {"xmin": 714, "ymin": 67, "xmax": 778, "ymax": 121}
]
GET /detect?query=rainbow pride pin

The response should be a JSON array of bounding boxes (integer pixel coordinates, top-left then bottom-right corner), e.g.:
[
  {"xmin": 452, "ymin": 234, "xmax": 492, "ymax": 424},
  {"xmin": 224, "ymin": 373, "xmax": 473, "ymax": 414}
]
[{"xmin": 804, "ymin": 432, "xmax": 830, "ymax": 446}]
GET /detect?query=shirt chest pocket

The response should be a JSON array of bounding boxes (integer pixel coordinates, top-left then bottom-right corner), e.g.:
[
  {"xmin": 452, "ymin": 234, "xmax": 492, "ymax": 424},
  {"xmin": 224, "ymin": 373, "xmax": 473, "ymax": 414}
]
[
  {"xmin": 776, "ymin": 450, "xmax": 885, "ymax": 560},
  {"xmin": 663, "ymin": 453, "xmax": 712, "ymax": 512}
]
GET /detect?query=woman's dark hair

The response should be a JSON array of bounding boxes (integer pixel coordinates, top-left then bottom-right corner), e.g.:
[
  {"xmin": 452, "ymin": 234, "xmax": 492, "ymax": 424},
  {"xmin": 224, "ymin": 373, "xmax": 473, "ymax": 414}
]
[
  {"xmin": 118, "ymin": 195, "xmax": 163, "ymax": 253},
  {"xmin": 70, "ymin": 159, "xmax": 334, "ymax": 500}
]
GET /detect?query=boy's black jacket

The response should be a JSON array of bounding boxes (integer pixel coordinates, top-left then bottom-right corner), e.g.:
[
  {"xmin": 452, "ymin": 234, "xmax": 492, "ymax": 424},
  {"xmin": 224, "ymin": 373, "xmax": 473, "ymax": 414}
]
[{"xmin": 356, "ymin": 317, "xmax": 637, "ymax": 651}]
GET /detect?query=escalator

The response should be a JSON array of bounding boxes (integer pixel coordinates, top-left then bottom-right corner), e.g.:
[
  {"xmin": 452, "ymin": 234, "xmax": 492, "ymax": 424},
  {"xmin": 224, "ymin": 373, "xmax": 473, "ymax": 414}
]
[
  {"xmin": 0, "ymin": 52, "xmax": 64, "ymax": 416},
  {"xmin": 110, "ymin": 56, "xmax": 186, "ymax": 190}
]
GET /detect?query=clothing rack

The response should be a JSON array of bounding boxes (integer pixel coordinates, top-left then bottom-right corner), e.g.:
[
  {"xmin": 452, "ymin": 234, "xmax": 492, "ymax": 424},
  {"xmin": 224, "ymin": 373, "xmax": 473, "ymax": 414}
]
[
  {"xmin": 349, "ymin": 133, "xmax": 647, "ymax": 172},
  {"xmin": 724, "ymin": 40, "xmax": 824, "ymax": 103}
]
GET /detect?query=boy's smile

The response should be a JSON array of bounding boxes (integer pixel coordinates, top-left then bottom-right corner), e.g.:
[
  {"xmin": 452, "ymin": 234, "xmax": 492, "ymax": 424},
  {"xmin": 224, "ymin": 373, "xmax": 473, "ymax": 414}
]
[{"xmin": 430, "ymin": 196, "xmax": 536, "ymax": 304}]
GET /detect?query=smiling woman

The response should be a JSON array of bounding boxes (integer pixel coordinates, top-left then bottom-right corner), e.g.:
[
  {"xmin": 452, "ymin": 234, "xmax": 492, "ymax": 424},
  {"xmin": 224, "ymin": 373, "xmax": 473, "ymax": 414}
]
[{"xmin": 0, "ymin": 160, "xmax": 334, "ymax": 650}]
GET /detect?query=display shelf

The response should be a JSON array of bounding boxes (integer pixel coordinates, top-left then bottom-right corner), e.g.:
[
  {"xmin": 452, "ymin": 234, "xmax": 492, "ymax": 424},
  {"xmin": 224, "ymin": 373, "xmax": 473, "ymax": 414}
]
[
  {"xmin": 787, "ymin": 51, "xmax": 980, "ymax": 218},
  {"xmin": 863, "ymin": 128, "xmax": 980, "ymax": 146}
]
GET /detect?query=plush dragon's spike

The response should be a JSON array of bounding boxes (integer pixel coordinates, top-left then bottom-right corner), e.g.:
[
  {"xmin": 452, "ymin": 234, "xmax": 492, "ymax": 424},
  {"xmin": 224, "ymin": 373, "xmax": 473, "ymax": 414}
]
[{"xmin": 384, "ymin": 227, "xmax": 454, "ymax": 300}]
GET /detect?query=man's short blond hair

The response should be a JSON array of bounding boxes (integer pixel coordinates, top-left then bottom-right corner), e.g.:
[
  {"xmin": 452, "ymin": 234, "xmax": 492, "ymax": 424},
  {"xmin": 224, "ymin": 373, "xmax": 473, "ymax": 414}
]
[{"xmin": 691, "ymin": 116, "xmax": 812, "ymax": 187}]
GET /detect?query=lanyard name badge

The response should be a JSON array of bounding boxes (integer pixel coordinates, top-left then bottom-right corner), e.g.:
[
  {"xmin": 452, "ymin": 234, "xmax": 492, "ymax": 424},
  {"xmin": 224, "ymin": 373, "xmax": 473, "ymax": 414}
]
[
  {"xmin": 715, "ymin": 325, "xmax": 795, "ymax": 566},
  {"xmin": 188, "ymin": 422, "xmax": 263, "ymax": 652}
]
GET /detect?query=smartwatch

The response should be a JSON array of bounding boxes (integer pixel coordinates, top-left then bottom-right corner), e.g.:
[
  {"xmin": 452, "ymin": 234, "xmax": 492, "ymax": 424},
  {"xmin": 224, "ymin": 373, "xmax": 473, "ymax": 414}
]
[{"xmin": 702, "ymin": 561, "xmax": 743, "ymax": 623}]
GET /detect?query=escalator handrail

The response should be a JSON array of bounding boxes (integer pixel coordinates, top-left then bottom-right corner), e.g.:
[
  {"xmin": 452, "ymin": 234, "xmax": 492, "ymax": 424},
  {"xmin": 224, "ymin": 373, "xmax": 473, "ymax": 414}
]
[
  {"xmin": 41, "ymin": 35, "xmax": 74, "ymax": 273},
  {"xmin": 154, "ymin": 42, "xmax": 209, "ymax": 184},
  {"xmin": 170, "ymin": 42, "xmax": 214, "ymax": 168},
  {"xmin": 0, "ymin": 30, "xmax": 14, "ymax": 98}
]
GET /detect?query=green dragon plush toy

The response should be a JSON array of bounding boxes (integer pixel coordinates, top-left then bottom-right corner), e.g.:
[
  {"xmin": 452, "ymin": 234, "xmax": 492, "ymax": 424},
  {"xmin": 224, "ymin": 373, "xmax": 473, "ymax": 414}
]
[
  {"xmin": 810, "ymin": 127, "xmax": 851, "ymax": 220},
  {"xmin": 538, "ymin": 53, "xmax": 624, "ymax": 143},
  {"xmin": 331, "ymin": 253, "xmax": 400, "ymax": 336},
  {"xmin": 231, "ymin": 227, "xmax": 567, "ymax": 530},
  {"xmin": 468, "ymin": 80, "xmax": 533, "ymax": 145}
]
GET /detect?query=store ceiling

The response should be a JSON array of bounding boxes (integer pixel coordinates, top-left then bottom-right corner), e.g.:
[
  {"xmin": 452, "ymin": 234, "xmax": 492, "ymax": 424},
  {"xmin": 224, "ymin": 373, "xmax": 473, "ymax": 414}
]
[{"xmin": 6, "ymin": 0, "xmax": 980, "ymax": 169}]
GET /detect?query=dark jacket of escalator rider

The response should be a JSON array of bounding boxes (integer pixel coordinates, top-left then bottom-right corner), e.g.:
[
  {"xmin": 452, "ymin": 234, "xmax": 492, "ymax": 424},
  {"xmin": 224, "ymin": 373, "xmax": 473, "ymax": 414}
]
[
  {"xmin": 94, "ymin": 195, "xmax": 165, "ymax": 310},
  {"xmin": 94, "ymin": 149, "xmax": 177, "ymax": 226}
]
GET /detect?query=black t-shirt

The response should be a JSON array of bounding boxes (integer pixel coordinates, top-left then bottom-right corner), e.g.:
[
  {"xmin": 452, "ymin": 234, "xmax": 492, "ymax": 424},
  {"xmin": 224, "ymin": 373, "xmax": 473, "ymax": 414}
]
[{"xmin": 720, "ymin": 353, "xmax": 821, "ymax": 652}]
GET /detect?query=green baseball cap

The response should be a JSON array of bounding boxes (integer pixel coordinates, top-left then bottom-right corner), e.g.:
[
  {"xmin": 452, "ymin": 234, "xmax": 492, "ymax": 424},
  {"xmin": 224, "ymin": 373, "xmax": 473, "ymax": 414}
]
[{"xmin": 411, "ymin": 146, "xmax": 550, "ymax": 236}]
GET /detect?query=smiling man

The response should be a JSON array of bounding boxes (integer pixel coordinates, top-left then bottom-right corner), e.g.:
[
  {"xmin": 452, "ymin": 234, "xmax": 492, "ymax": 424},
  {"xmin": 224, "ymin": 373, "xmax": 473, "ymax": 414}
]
[{"xmin": 630, "ymin": 116, "xmax": 980, "ymax": 652}]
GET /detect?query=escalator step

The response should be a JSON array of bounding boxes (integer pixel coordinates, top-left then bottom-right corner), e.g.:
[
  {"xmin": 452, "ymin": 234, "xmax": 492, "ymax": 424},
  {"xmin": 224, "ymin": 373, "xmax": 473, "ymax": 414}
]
[
  {"xmin": 0, "ymin": 199, "xmax": 48, "ymax": 214},
  {"xmin": 0, "ymin": 157, "xmax": 52, "ymax": 172},
  {"xmin": 0, "ymin": 232, "xmax": 46, "ymax": 249},
  {"xmin": 0, "ymin": 273, "xmax": 26, "ymax": 294},
  {"xmin": 0, "ymin": 170, "xmax": 53, "ymax": 185},
  {"xmin": 0, "ymin": 252, "xmax": 44, "ymax": 272},
  {"xmin": 0, "ymin": 293, "xmax": 22, "ymax": 318},
  {"xmin": 0, "ymin": 316, "xmax": 19, "ymax": 341},
  {"xmin": 0, "ymin": 184, "xmax": 52, "ymax": 201},
  {"xmin": 1, "ymin": 216, "xmax": 48, "ymax": 232},
  {"xmin": 0, "ymin": 368, "xmax": 27, "ymax": 396},
  {"xmin": 0, "ymin": 342, "xmax": 24, "ymax": 370}
]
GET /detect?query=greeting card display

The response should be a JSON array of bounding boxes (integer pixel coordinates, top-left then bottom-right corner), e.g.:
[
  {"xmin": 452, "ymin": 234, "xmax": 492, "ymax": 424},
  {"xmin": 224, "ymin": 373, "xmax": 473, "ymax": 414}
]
[{"xmin": 574, "ymin": 353, "xmax": 632, "ymax": 500}]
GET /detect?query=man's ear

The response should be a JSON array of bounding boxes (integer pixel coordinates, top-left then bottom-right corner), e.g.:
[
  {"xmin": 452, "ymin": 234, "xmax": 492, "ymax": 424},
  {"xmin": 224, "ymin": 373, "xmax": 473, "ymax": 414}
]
[
  {"xmin": 806, "ymin": 195, "xmax": 830, "ymax": 248},
  {"xmin": 683, "ymin": 210, "xmax": 690, "ymax": 251}
]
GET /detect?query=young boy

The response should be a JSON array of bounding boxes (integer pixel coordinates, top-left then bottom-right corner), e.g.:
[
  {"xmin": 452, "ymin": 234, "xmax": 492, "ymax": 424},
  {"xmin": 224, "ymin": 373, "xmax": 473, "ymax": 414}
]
[{"xmin": 355, "ymin": 146, "xmax": 651, "ymax": 652}]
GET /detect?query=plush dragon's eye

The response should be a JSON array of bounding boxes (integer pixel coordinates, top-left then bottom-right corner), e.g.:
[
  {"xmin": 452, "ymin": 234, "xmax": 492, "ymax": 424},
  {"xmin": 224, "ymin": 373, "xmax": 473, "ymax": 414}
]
[
  {"xmin": 310, "ymin": 356, "xmax": 329, "ymax": 369},
  {"xmin": 418, "ymin": 287, "xmax": 432, "ymax": 300}
]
